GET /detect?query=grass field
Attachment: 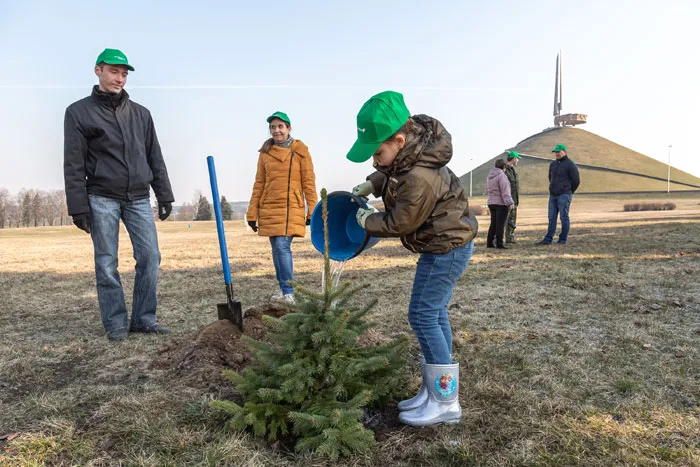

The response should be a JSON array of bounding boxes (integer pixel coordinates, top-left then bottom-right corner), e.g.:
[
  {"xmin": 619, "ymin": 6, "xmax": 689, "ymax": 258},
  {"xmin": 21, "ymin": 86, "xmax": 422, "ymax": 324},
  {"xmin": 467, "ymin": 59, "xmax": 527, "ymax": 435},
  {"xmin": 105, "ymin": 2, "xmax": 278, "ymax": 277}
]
[{"xmin": 1, "ymin": 193, "xmax": 699, "ymax": 466}]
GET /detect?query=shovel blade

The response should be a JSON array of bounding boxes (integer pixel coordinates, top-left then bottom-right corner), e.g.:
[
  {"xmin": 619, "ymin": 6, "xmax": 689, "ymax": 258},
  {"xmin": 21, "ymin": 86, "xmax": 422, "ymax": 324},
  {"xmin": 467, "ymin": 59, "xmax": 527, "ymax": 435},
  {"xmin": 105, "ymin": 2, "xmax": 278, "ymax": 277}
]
[{"xmin": 217, "ymin": 299, "xmax": 243, "ymax": 330}]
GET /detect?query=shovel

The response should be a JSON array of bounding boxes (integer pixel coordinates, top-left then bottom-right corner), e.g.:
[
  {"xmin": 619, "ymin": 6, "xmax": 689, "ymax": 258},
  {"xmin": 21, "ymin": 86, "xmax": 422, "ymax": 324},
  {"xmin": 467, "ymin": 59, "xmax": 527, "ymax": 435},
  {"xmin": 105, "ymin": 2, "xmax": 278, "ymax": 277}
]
[{"xmin": 207, "ymin": 155, "xmax": 243, "ymax": 330}]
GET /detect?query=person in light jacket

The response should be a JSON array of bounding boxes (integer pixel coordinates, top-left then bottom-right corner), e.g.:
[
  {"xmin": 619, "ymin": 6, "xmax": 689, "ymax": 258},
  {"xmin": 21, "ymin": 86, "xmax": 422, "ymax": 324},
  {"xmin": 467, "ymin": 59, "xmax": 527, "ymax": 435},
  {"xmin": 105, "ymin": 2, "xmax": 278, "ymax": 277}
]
[{"xmin": 486, "ymin": 159, "xmax": 514, "ymax": 249}]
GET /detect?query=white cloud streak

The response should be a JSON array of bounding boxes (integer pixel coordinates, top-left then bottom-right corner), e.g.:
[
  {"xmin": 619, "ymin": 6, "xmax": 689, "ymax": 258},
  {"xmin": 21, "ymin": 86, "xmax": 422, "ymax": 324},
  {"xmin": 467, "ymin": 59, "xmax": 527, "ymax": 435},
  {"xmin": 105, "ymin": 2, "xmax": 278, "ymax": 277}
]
[{"xmin": 0, "ymin": 84, "xmax": 538, "ymax": 92}]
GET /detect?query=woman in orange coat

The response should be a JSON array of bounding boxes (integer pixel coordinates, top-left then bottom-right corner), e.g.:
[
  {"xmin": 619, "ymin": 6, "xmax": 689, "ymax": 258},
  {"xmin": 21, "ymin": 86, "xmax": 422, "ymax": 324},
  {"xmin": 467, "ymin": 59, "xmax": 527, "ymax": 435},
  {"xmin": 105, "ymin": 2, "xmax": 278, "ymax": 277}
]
[{"xmin": 246, "ymin": 111, "xmax": 318, "ymax": 303}]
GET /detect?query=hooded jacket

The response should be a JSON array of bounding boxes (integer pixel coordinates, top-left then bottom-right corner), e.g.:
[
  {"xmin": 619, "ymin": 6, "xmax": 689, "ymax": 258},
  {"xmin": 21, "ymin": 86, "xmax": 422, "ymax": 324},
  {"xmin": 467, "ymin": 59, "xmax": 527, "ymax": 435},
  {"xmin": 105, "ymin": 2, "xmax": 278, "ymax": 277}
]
[
  {"xmin": 63, "ymin": 86, "xmax": 174, "ymax": 216},
  {"xmin": 246, "ymin": 139, "xmax": 317, "ymax": 237},
  {"xmin": 486, "ymin": 168, "xmax": 514, "ymax": 206},
  {"xmin": 364, "ymin": 115, "xmax": 478, "ymax": 254}
]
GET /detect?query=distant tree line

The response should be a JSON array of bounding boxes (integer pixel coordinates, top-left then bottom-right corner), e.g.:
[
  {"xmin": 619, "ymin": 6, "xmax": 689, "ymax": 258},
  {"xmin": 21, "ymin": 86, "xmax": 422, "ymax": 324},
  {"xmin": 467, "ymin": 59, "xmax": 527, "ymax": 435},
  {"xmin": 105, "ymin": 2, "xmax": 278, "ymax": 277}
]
[
  {"xmin": 0, "ymin": 188, "xmax": 246, "ymax": 228},
  {"xmin": 0, "ymin": 188, "xmax": 69, "ymax": 229},
  {"xmin": 174, "ymin": 192, "xmax": 245, "ymax": 222}
]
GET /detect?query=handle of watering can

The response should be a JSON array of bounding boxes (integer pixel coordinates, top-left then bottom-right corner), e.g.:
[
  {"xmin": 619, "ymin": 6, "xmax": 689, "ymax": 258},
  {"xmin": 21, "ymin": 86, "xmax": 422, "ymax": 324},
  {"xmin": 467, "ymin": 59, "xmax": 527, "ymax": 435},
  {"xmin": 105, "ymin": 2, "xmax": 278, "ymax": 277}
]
[{"xmin": 207, "ymin": 155, "xmax": 232, "ymax": 286}]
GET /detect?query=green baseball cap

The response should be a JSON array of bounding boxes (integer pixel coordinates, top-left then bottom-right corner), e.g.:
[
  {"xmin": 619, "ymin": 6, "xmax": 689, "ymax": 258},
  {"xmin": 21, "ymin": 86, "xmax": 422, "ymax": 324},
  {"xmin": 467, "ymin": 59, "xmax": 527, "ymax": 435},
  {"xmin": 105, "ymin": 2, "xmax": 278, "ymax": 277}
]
[
  {"xmin": 346, "ymin": 90, "xmax": 410, "ymax": 163},
  {"xmin": 507, "ymin": 151, "xmax": 521, "ymax": 159},
  {"xmin": 95, "ymin": 48, "xmax": 134, "ymax": 71},
  {"xmin": 266, "ymin": 111, "xmax": 290, "ymax": 124},
  {"xmin": 552, "ymin": 144, "xmax": 567, "ymax": 152}
]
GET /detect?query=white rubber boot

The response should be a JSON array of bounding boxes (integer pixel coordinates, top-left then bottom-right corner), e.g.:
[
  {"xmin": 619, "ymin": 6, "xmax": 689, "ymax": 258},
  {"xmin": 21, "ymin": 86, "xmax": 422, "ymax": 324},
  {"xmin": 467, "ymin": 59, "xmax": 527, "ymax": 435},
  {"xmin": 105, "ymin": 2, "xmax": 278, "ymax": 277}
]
[
  {"xmin": 398, "ymin": 362, "xmax": 461, "ymax": 427},
  {"xmin": 398, "ymin": 355, "xmax": 427, "ymax": 411}
]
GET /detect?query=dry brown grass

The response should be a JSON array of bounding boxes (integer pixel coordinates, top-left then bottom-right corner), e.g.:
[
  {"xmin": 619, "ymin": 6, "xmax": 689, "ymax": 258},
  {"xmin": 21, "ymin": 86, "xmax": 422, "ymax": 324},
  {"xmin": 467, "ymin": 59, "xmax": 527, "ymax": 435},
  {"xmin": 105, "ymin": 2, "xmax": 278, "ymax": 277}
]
[{"xmin": 1, "ymin": 193, "xmax": 699, "ymax": 466}]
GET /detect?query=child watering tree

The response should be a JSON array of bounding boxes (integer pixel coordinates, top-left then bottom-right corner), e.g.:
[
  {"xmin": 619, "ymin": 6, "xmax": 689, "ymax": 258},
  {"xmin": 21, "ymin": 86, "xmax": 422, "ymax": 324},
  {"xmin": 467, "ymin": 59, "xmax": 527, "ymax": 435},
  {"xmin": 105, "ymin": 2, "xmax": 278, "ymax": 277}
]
[{"xmin": 347, "ymin": 91, "xmax": 478, "ymax": 426}]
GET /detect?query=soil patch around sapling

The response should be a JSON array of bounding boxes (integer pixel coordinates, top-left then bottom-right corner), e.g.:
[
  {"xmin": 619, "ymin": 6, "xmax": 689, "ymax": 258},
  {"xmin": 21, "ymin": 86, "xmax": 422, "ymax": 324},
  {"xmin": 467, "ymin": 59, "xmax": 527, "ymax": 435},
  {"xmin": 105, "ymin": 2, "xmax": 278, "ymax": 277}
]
[{"xmin": 153, "ymin": 302, "xmax": 288, "ymax": 394}]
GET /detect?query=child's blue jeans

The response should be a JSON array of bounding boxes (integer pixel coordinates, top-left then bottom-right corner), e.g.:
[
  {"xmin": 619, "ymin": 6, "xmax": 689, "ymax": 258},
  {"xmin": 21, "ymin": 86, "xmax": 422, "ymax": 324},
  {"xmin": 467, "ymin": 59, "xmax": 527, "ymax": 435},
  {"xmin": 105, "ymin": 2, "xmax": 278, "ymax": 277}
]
[{"xmin": 408, "ymin": 240, "xmax": 474, "ymax": 365}]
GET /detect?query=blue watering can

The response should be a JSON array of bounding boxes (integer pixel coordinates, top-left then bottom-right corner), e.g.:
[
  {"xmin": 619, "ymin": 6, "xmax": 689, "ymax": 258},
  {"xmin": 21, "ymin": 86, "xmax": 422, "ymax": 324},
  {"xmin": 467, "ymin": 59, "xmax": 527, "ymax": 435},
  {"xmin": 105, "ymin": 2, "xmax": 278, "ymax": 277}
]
[{"xmin": 310, "ymin": 191, "xmax": 380, "ymax": 261}]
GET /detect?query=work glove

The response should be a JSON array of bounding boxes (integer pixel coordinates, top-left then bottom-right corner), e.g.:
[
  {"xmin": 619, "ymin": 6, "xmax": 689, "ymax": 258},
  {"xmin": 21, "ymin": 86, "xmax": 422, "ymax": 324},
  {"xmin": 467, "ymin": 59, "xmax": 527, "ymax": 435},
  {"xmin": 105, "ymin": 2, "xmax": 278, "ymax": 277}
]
[
  {"xmin": 247, "ymin": 220, "xmax": 258, "ymax": 232},
  {"xmin": 158, "ymin": 202, "xmax": 172, "ymax": 221},
  {"xmin": 305, "ymin": 218, "xmax": 311, "ymax": 226},
  {"xmin": 72, "ymin": 213, "xmax": 92, "ymax": 234},
  {"xmin": 351, "ymin": 180, "xmax": 374, "ymax": 198},
  {"xmin": 355, "ymin": 205, "xmax": 377, "ymax": 229}
]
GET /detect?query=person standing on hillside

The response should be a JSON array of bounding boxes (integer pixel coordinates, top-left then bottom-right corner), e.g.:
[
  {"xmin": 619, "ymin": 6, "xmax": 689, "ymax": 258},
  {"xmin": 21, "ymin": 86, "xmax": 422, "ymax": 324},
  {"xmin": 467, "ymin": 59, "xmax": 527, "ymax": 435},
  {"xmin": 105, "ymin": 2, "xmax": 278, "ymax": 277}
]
[
  {"xmin": 246, "ymin": 112, "xmax": 318, "ymax": 303},
  {"xmin": 536, "ymin": 144, "xmax": 580, "ymax": 245},
  {"xmin": 504, "ymin": 151, "xmax": 521, "ymax": 245},
  {"xmin": 486, "ymin": 159, "xmax": 515, "ymax": 249},
  {"xmin": 64, "ymin": 48, "xmax": 174, "ymax": 341}
]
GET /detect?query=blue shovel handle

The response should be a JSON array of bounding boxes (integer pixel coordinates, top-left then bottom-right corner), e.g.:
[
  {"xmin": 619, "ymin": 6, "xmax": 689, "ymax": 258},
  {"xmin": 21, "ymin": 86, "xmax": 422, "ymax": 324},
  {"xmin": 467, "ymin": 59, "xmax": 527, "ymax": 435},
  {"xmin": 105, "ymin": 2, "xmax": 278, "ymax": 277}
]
[{"xmin": 207, "ymin": 155, "xmax": 232, "ymax": 285}]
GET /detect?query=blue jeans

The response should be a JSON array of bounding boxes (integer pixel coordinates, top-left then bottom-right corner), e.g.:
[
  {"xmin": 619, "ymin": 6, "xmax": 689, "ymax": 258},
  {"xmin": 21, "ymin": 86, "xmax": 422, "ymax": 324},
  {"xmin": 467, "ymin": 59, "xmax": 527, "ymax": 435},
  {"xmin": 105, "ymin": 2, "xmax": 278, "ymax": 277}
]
[
  {"xmin": 544, "ymin": 194, "xmax": 572, "ymax": 243},
  {"xmin": 89, "ymin": 195, "xmax": 161, "ymax": 333},
  {"xmin": 270, "ymin": 236, "xmax": 294, "ymax": 295},
  {"xmin": 408, "ymin": 241, "xmax": 474, "ymax": 365}
]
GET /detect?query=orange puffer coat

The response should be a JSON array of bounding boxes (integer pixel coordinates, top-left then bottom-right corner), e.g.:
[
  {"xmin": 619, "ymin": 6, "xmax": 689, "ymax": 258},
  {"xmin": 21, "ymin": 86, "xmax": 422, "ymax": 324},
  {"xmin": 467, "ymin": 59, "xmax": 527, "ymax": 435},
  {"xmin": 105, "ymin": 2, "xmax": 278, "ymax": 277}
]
[{"xmin": 246, "ymin": 139, "xmax": 318, "ymax": 237}]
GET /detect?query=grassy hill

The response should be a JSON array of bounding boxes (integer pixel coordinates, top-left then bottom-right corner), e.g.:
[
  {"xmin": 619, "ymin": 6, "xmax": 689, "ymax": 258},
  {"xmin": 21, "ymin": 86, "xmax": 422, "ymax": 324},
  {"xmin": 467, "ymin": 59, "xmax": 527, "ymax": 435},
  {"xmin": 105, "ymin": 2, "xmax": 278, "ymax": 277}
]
[{"xmin": 460, "ymin": 127, "xmax": 700, "ymax": 195}]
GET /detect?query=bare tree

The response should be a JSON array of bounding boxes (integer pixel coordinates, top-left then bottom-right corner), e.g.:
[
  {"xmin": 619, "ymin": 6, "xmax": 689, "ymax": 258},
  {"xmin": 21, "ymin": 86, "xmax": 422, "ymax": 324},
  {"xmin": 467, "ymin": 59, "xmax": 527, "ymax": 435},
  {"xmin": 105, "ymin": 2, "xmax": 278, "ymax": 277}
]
[
  {"xmin": 175, "ymin": 202, "xmax": 196, "ymax": 221},
  {"xmin": 0, "ymin": 188, "xmax": 8, "ymax": 229},
  {"xmin": 53, "ymin": 190, "xmax": 68, "ymax": 226},
  {"xmin": 7, "ymin": 199, "xmax": 18, "ymax": 228},
  {"xmin": 42, "ymin": 190, "xmax": 65, "ymax": 226}
]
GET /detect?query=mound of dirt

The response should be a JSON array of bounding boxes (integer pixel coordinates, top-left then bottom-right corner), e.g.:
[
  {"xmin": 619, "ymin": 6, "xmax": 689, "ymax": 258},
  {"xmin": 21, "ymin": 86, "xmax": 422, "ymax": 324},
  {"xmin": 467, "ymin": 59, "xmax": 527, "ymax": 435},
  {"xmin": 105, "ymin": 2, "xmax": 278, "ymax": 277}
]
[{"xmin": 154, "ymin": 303, "xmax": 288, "ymax": 393}]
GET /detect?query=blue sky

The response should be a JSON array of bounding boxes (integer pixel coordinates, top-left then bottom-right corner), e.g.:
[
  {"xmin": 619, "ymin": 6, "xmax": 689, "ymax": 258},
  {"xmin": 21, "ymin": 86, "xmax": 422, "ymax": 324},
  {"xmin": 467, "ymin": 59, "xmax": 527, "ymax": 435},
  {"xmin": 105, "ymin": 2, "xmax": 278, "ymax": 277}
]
[{"xmin": 1, "ymin": 0, "xmax": 698, "ymax": 202}]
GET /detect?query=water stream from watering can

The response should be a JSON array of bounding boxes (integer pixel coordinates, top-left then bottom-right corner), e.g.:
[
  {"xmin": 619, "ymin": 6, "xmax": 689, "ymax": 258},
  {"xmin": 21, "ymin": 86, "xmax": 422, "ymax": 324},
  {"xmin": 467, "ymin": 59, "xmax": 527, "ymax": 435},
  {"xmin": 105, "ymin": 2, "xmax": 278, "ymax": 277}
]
[{"xmin": 322, "ymin": 259, "xmax": 347, "ymax": 294}]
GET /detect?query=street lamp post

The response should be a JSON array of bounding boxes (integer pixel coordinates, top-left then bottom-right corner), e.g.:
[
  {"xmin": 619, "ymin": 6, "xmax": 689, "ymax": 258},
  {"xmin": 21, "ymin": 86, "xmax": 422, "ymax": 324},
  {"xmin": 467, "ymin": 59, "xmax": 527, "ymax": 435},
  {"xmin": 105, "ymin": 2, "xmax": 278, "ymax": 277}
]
[
  {"xmin": 469, "ymin": 158, "xmax": 473, "ymax": 197},
  {"xmin": 667, "ymin": 145, "xmax": 672, "ymax": 194}
]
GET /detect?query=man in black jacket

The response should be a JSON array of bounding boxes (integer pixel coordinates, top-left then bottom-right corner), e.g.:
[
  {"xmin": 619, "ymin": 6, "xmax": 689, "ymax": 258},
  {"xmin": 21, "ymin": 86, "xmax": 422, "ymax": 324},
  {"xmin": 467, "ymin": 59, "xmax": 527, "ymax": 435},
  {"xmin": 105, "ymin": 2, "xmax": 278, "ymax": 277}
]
[
  {"xmin": 536, "ymin": 144, "xmax": 580, "ymax": 245},
  {"xmin": 64, "ymin": 48, "xmax": 174, "ymax": 341}
]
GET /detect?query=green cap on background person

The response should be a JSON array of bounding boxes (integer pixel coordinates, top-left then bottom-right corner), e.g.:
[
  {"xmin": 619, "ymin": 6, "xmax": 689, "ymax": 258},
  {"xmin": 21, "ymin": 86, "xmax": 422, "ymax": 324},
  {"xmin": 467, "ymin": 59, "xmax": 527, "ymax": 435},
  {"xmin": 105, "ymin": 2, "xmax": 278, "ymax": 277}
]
[
  {"xmin": 507, "ymin": 151, "xmax": 521, "ymax": 159},
  {"xmin": 95, "ymin": 48, "xmax": 134, "ymax": 71},
  {"xmin": 552, "ymin": 144, "xmax": 567, "ymax": 152},
  {"xmin": 266, "ymin": 111, "xmax": 291, "ymax": 124},
  {"xmin": 346, "ymin": 90, "xmax": 411, "ymax": 163}
]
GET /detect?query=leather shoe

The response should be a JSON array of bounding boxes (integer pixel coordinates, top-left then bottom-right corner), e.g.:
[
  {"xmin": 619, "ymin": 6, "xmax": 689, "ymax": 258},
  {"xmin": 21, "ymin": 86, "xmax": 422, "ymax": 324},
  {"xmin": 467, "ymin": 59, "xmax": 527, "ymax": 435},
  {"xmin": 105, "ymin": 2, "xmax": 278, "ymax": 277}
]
[
  {"xmin": 129, "ymin": 323, "xmax": 170, "ymax": 334},
  {"xmin": 107, "ymin": 329, "xmax": 128, "ymax": 341}
]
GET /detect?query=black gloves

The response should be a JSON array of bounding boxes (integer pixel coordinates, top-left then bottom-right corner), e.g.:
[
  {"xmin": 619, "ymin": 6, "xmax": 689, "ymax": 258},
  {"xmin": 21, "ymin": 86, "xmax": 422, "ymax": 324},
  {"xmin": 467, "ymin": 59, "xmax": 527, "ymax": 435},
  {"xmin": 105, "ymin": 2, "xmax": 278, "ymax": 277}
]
[
  {"xmin": 248, "ymin": 220, "xmax": 258, "ymax": 232},
  {"xmin": 158, "ymin": 202, "xmax": 172, "ymax": 221},
  {"xmin": 305, "ymin": 218, "xmax": 311, "ymax": 226},
  {"xmin": 72, "ymin": 213, "xmax": 92, "ymax": 234}
]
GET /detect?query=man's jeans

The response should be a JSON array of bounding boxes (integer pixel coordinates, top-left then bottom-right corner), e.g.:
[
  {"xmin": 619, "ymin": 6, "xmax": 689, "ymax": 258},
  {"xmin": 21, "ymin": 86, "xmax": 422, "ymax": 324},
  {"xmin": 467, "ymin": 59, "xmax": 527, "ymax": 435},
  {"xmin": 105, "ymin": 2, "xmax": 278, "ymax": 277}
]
[
  {"xmin": 89, "ymin": 195, "xmax": 161, "ymax": 333},
  {"xmin": 544, "ymin": 194, "xmax": 572, "ymax": 243},
  {"xmin": 270, "ymin": 236, "xmax": 294, "ymax": 295},
  {"xmin": 408, "ymin": 241, "xmax": 474, "ymax": 365}
]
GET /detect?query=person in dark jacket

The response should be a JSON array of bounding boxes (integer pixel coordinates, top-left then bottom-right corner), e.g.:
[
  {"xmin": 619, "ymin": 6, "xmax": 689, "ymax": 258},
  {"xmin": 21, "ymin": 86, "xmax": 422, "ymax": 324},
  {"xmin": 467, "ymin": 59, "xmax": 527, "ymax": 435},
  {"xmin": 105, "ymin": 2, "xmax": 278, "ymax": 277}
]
[
  {"xmin": 348, "ymin": 91, "xmax": 478, "ymax": 427},
  {"xmin": 536, "ymin": 144, "xmax": 580, "ymax": 245},
  {"xmin": 486, "ymin": 159, "xmax": 514, "ymax": 249},
  {"xmin": 63, "ymin": 48, "xmax": 174, "ymax": 341},
  {"xmin": 504, "ymin": 151, "xmax": 520, "ymax": 245}
]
